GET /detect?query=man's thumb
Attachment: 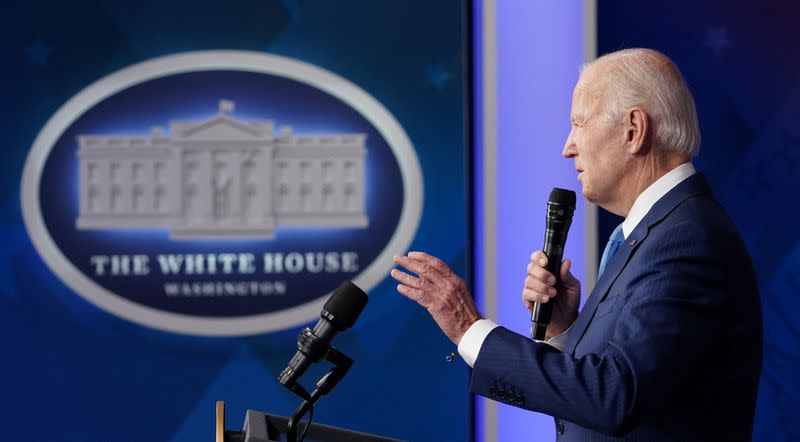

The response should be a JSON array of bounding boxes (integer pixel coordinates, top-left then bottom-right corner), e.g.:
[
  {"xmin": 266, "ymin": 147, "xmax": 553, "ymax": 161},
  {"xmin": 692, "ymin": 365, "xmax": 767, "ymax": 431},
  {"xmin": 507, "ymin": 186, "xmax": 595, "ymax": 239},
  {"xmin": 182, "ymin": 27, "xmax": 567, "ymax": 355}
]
[{"xmin": 560, "ymin": 259, "xmax": 573, "ymax": 278}]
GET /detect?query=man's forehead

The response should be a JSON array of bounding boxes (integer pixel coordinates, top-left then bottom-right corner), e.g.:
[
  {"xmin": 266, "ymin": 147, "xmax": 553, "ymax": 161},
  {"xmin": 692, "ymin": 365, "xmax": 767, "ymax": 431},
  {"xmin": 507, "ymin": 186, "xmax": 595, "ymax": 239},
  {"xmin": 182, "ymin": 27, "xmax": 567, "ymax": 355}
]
[
  {"xmin": 576, "ymin": 71, "xmax": 600, "ymax": 94},
  {"xmin": 573, "ymin": 71, "xmax": 607, "ymax": 105},
  {"xmin": 572, "ymin": 82, "xmax": 585, "ymax": 99},
  {"xmin": 572, "ymin": 82, "xmax": 597, "ymax": 108}
]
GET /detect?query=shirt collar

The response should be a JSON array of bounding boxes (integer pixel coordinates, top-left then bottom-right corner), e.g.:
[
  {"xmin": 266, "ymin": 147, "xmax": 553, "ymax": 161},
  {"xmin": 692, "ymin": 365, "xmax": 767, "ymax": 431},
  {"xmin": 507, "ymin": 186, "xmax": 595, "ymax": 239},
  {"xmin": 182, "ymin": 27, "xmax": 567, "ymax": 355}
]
[{"xmin": 621, "ymin": 162, "xmax": 696, "ymax": 238}]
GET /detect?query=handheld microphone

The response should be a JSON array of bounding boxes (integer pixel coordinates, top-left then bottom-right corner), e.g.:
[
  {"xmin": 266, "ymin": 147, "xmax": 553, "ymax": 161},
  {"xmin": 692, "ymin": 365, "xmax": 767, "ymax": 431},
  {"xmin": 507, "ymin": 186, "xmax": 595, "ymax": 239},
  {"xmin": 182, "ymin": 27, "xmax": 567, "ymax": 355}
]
[
  {"xmin": 530, "ymin": 188, "xmax": 576, "ymax": 340},
  {"xmin": 279, "ymin": 280, "xmax": 368, "ymax": 389}
]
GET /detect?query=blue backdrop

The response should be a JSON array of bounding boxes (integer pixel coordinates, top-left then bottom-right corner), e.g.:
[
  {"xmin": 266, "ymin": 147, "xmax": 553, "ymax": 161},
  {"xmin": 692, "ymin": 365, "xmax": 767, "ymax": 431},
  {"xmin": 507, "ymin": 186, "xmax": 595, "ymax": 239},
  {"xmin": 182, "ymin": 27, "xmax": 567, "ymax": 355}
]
[
  {"xmin": 0, "ymin": 1, "xmax": 471, "ymax": 441},
  {"xmin": 597, "ymin": 1, "xmax": 800, "ymax": 440}
]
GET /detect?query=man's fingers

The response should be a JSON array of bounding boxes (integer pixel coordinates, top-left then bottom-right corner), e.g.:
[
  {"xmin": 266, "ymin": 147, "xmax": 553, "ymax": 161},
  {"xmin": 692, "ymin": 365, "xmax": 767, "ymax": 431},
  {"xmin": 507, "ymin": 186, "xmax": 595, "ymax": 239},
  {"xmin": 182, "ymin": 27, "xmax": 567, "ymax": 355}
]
[
  {"xmin": 559, "ymin": 259, "xmax": 581, "ymax": 291},
  {"xmin": 407, "ymin": 251, "xmax": 454, "ymax": 277},
  {"xmin": 529, "ymin": 250, "xmax": 548, "ymax": 266},
  {"xmin": 394, "ymin": 254, "xmax": 446, "ymax": 283},
  {"xmin": 395, "ymin": 253, "xmax": 466, "ymax": 295},
  {"xmin": 396, "ymin": 283, "xmax": 424, "ymax": 302},
  {"xmin": 524, "ymin": 275, "xmax": 557, "ymax": 296},
  {"xmin": 391, "ymin": 268, "xmax": 434, "ymax": 306},
  {"xmin": 523, "ymin": 299, "xmax": 535, "ymax": 313},
  {"xmin": 390, "ymin": 268, "xmax": 422, "ymax": 289},
  {"xmin": 522, "ymin": 288, "xmax": 551, "ymax": 304},
  {"xmin": 526, "ymin": 262, "xmax": 557, "ymax": 285}
]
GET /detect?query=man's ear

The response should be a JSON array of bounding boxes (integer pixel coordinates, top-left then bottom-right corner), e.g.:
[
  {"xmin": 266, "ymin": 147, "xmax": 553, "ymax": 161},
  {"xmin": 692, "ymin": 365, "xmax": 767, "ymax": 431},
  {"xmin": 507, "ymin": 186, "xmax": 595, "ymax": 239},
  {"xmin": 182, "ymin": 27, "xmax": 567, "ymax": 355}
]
[{"xmin": 625, "ymin": 107, "xmax": 650, "ymax": 154}]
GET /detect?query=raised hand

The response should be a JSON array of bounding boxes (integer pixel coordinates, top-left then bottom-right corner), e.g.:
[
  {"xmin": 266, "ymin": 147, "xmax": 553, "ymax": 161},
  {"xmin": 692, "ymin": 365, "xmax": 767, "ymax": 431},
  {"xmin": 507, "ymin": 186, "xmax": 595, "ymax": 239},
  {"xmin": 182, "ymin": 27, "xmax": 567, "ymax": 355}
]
[{"xmin": 391, "ymin": 251, "xmax": 481, "ymax": 345}]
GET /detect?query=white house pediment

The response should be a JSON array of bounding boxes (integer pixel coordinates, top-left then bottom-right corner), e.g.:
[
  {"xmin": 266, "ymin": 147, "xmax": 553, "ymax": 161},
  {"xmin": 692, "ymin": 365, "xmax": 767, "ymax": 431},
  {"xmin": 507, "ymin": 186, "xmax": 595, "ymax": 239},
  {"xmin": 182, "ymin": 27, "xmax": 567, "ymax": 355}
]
[{"xmin": 177, "ymin": 116, "xmax": 270, "ymax": 142}]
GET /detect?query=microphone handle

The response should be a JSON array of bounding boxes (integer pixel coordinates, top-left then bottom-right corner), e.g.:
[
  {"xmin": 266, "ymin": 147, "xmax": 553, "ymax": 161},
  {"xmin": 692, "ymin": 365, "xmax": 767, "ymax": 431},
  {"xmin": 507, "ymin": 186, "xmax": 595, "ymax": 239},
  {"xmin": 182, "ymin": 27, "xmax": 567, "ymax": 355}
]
[
  {"xmin": 530, "ymin": 230, "xmax": 567, "ymax": 340},
  {"xmin": 279, "ymin": 348, "xmax": 313, "ymax": 387}
]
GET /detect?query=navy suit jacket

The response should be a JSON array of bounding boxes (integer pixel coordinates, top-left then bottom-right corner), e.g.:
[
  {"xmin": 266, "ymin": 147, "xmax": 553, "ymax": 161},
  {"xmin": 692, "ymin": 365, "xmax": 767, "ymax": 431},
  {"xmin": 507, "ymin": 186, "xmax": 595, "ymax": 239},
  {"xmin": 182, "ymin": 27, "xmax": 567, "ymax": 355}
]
[{"xmin": 471, "ymin": 174, "xmax": 762, "ymax": 441}]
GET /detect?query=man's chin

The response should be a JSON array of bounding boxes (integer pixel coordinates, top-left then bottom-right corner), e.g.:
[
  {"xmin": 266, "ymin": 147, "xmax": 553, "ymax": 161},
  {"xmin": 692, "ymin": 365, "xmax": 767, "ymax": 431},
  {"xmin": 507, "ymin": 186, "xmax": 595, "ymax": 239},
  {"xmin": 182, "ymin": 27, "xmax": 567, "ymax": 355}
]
[{"xmin": 580, "ymin": 186, "xmax": 593, "ymax": 201}]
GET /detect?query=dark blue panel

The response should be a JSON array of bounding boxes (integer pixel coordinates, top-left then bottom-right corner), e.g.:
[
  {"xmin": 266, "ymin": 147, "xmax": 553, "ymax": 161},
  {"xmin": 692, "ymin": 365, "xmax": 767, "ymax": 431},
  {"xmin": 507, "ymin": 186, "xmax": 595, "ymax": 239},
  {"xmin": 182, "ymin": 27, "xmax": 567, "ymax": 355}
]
[
  {"xmin": 0, "ymin": 1, "xmax": 471, "ymax": 441},
  {"xmin": 598, "ymin": 1, "xmax": 800, "ymax": 440}
]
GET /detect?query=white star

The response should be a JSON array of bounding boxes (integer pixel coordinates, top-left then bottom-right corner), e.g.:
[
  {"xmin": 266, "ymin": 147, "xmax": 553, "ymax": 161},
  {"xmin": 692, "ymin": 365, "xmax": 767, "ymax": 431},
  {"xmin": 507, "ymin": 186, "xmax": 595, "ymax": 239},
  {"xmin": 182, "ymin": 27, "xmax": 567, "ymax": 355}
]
[{"xmin": 704, "ymin": 27, "xmax": 731, "ymax": 57}]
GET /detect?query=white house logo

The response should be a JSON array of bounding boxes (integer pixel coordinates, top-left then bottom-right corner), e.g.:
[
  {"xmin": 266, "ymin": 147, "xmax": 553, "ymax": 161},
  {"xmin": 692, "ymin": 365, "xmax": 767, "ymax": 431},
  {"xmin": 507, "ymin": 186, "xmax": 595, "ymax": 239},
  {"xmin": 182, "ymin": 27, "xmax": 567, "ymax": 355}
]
[
  {"xmin": 21, "ymin": 51, "xmax": 423, "ymax": 336},
  {"xmin": 76, "ymin": 100, "xmax": 368, "ymax": 239}
]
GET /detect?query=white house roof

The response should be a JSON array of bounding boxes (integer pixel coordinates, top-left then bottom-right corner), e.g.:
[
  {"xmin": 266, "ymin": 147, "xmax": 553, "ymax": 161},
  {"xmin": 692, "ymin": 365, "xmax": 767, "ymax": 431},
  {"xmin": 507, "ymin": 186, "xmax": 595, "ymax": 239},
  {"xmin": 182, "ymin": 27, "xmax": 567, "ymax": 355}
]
[{"xmin": 172, "ymin": 115, "xmax": 274, "ymax": 141}]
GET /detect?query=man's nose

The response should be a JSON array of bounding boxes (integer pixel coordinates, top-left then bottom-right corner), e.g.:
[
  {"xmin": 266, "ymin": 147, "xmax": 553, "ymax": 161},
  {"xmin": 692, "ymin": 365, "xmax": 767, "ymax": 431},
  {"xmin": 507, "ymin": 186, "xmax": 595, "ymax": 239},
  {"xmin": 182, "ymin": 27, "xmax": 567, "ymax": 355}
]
[{"xmin": 562, "ymin": 138, "xmax": 577, "ymax": 158}]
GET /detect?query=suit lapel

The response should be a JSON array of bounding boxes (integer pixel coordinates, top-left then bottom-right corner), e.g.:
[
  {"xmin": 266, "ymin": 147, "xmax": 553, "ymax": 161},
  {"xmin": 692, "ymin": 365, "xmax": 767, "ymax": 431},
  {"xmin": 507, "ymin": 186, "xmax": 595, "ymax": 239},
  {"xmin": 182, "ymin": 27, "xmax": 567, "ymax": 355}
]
[
  {"xmin": 565, "ymin": 173, "xmax": 712, "ymax": 355},
  {"xmin": 566, "ymin": 228, "xmax": 646, "ymax": 354}
]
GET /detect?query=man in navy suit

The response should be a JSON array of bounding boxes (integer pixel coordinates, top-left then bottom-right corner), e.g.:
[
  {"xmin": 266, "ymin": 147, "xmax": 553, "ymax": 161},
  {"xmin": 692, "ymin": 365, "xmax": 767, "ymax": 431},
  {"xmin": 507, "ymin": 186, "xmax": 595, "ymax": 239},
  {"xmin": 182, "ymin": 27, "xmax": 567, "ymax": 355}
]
[{"xmin": 392, "ymin": 48, "xmax": 761, "ymax": 441}]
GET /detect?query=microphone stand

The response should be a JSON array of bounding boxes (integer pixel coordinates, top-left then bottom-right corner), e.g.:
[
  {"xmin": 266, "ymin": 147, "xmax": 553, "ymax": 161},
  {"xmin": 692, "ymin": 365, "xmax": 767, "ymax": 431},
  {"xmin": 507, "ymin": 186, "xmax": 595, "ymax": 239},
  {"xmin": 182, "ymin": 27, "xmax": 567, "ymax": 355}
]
[{"xmin": 285, "ymin": 346, "xmax": 353, "ymax": 442}]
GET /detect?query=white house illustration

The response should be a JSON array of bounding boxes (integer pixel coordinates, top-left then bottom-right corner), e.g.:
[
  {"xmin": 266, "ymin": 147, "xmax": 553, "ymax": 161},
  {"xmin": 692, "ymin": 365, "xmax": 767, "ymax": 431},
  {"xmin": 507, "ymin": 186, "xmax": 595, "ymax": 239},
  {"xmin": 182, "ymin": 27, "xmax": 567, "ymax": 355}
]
[{"xmin": 76, "ymin": 100, "xmax": 368, "ymax": 239}]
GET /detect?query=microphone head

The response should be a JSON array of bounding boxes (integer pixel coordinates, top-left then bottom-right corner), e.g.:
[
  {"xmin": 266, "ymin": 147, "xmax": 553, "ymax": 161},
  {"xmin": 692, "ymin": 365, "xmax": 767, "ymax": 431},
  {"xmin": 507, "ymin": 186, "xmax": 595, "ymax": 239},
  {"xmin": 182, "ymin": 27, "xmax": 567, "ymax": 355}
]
[
  {"xmin": 322, "ymin": 280, "xmax": 369, "ymax": 331},
  {"xmin": 548, "ymin": 187, "xmax": 577, "ymax": 209},
  {"xmin": 546, "ymin": 188, "xmax": 576, "ymax": 230}
]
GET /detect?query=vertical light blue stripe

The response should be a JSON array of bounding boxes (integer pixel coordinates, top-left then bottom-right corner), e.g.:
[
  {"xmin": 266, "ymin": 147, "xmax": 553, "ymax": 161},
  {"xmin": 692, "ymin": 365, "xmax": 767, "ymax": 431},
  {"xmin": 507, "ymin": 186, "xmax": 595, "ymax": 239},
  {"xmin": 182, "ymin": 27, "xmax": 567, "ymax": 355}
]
[{"xmin": 494, "ymin": 1, "xmax": 586, "ymax": 441}]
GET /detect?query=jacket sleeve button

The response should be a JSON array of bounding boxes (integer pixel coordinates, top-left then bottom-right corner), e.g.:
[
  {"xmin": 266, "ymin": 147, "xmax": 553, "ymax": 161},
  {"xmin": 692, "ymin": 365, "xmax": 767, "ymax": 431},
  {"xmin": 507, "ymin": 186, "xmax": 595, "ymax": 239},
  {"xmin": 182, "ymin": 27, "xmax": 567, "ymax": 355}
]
[{"xmin": 556, "ymin": 419, "xmax": 565, "ymax": 435}]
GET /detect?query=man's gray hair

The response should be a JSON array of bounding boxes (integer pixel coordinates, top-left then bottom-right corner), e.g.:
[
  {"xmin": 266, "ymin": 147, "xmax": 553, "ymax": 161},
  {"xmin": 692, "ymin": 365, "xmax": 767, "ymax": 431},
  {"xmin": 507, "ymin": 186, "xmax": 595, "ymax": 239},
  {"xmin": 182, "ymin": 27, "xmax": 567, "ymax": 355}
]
[{"xmin": 583, "ymin": 48, "xmax": 701, "ymax": 157}]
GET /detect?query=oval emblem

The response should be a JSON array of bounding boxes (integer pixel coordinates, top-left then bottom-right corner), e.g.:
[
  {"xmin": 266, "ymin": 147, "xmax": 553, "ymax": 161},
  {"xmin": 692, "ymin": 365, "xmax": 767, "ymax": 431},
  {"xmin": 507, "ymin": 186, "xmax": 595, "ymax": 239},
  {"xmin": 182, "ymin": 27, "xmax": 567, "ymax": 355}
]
[{"xmin": 21, "ymin": 51, "xmax": 423, "ymax": 336}]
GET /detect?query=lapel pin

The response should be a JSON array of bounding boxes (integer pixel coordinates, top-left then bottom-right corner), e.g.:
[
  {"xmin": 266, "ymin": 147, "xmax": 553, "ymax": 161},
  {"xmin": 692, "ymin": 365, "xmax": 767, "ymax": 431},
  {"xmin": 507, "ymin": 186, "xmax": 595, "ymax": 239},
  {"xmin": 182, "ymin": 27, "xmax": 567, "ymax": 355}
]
[{"xmin": 629, "ymin": 239, "xmax": 637, "ymax": 246}]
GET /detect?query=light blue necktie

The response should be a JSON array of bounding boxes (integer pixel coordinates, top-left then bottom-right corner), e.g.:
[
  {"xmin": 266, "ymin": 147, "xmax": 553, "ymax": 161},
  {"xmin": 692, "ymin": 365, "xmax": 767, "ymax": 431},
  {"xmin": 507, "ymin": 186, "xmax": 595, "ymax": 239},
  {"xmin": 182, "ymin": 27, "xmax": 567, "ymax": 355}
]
[{"xmin": 598, "ymin": 223, "xmax": 625, "ymax": 278}]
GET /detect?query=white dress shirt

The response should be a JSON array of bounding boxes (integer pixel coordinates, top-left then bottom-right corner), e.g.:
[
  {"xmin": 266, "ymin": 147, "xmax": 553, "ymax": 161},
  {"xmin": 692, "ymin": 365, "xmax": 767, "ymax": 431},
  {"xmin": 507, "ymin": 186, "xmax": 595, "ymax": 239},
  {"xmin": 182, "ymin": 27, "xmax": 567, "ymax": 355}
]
[{"xmin": 458, "ymin": 162, "xmax": 697, "ymax": 367}]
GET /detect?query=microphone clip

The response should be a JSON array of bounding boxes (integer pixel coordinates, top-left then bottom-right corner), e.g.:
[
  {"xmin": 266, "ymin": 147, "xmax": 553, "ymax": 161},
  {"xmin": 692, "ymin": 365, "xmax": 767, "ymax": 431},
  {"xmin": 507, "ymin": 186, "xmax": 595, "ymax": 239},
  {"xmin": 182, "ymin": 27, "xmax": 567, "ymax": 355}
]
[
  {"xmin": 284, "ymin": 340, "xmax": 353, "ymax": 442},
  {"xmin": 297, "ymin": 327, "xmax": 331, "ymax": 363}
]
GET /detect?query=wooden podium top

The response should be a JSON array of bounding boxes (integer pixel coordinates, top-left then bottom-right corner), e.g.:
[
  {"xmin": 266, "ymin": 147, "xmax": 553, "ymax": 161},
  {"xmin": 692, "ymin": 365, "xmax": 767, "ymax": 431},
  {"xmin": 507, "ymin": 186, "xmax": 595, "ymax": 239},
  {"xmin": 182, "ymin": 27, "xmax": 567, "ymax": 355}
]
[{"xmin": 216, "ymin": 401, "xmax": 225, "ymax": 442}]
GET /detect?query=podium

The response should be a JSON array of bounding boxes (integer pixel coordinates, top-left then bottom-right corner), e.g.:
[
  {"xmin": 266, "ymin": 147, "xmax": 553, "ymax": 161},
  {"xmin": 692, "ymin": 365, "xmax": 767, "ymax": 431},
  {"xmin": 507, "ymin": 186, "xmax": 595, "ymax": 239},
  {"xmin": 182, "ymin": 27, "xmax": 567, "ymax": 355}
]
[{"xmin": 216, "ymin": 401, "xmax": 405, "ymax": 442}]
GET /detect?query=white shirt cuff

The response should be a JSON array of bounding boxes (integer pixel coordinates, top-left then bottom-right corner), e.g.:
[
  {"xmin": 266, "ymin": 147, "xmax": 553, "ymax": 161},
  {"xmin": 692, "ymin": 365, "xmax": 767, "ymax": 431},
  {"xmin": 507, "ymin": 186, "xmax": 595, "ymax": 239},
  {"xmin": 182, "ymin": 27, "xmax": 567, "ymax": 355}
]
[
  {"xmin": 458, "ymin": 319, "xmax": 499, "ymax": 367},
  {"xmin": 536, "ymin": 323, "xmax": 574, "ymax": 352},
  {"xmin": 458, "ymin": 320, "xmax": 573, "ymax": 367}
]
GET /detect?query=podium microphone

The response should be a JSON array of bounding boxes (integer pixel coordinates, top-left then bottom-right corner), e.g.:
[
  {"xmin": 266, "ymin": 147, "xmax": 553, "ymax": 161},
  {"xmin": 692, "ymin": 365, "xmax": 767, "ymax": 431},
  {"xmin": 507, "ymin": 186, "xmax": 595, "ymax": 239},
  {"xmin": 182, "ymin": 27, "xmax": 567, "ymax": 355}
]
[
  {"xmin": 279, "ymin": 281, "xmax": 368, "ymax": 390},
  {"xmin": 530, "ymin": 188, "xmax": 576, "ymax": 340}
]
